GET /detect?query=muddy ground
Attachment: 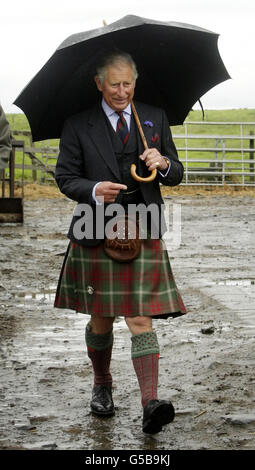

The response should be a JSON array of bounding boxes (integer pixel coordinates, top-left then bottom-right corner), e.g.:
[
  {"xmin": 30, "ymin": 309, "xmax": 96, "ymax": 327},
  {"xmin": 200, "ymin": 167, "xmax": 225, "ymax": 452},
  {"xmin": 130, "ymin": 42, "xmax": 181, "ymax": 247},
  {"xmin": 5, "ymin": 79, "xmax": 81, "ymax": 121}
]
[{"xmin": 0, "ymin": 191, "xmax": 254, "ymax": 451}]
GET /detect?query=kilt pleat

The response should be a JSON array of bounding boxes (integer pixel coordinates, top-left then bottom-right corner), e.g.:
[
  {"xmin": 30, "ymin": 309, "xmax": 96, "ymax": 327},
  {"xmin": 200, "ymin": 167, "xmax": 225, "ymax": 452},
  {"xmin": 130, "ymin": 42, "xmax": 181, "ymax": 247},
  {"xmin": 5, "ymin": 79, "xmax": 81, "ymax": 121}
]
[{"xmin": 54, "ymin": 239, "xmax": 187, "ymax": 318}]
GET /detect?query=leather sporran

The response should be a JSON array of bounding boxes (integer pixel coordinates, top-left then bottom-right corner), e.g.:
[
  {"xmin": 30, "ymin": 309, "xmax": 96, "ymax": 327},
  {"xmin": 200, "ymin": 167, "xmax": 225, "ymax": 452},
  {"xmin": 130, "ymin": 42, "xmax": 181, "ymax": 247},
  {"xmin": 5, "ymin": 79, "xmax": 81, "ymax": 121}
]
[{"xmin": 104, "ymin": 215, "xmax": 141, "ymax": 262}]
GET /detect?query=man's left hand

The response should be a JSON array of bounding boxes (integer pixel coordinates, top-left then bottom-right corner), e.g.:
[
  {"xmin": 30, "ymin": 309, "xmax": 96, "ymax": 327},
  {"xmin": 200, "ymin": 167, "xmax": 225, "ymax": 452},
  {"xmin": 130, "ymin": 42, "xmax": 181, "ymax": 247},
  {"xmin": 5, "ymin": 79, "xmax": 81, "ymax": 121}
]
[{"xmin": 139, "ymin": 148, "xmax": 168, "ymax": 171}]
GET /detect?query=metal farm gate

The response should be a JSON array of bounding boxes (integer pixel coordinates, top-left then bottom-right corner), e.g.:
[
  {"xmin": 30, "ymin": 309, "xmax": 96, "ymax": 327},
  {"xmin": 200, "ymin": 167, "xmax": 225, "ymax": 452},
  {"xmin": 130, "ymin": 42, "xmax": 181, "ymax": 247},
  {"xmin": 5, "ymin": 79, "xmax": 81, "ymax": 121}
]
[{"xmin": 173, "ymin": 121, "xmax": 255, "ymax": 186}]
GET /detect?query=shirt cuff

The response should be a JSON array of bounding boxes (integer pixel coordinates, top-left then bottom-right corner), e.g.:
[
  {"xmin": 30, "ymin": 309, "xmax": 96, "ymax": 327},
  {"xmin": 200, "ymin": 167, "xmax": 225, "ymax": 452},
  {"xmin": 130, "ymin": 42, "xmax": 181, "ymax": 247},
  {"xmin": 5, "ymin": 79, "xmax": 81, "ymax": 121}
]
[
  {"xmin": 92, "ymin": 182, "xmax": 103, "ymax": 205},
  {"xmin": 158, "ymin": 157, "xmax": 171, "ymax": 177}
]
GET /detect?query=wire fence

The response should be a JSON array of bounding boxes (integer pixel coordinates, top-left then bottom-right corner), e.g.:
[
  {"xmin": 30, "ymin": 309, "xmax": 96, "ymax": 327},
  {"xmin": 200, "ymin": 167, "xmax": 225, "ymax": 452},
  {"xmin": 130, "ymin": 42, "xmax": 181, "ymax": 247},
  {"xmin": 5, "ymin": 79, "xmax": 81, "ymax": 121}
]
[{"xmin": 173, "ymin": 121, "xmax": 255, "ymax": 186}]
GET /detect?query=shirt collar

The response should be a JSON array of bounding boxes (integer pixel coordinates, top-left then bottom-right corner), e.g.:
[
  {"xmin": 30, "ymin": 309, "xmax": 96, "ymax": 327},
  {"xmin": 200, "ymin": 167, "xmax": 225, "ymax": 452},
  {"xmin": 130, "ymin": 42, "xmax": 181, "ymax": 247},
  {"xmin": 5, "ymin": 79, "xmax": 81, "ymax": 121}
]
[{"xmin": 101, "ymin": 98, "xmax": 132, "ymax": 117}]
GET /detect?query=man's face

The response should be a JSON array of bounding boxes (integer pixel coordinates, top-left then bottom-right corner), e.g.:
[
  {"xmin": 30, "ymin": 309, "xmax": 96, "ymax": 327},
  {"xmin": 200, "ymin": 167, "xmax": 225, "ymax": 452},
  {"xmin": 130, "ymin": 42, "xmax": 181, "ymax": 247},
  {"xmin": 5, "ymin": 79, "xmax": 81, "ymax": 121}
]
[{"xmin": 95, "ymin": 63, "xmax": 136, "ymax": 112}]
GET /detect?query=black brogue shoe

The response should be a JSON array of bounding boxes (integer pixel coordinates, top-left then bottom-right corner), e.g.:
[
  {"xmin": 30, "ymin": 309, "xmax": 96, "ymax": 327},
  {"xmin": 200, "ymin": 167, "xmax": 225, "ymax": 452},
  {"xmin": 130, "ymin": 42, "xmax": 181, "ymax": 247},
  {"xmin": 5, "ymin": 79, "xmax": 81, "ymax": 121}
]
[
  {"xmin": 90, "ymin": 385, "xmax": 115, "ymax": 417},
  {"xmin": 142, "ymin": 399, "xmax": 175, "ymax": 434}
]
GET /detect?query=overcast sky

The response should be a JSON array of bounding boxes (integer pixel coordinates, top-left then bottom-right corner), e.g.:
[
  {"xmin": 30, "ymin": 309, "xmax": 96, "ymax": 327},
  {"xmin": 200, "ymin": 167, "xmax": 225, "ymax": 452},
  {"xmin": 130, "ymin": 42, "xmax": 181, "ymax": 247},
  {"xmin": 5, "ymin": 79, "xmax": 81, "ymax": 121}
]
[{"xmin": 1, "ymin": 0, "xmax": 254, "ymax": 113}]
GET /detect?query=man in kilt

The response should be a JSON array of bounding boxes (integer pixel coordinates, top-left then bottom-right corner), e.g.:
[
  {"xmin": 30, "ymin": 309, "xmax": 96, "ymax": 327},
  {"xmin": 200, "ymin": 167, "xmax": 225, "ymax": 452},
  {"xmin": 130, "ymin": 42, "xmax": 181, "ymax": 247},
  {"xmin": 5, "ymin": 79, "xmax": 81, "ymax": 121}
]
[{"xmin": 54, "ymin": 51, "xmax": 186, "ymax": 434}]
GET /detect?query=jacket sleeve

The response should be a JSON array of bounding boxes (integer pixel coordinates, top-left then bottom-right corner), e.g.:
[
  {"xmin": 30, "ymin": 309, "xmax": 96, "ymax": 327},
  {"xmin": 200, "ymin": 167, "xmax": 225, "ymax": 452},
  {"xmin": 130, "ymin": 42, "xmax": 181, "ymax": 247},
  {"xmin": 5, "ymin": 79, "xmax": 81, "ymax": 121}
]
[
  {"xmin": 55, "ymin": 118, "xmax": 98, "ymax": 204},
  {"xmin": 157, "ymin": 110, "xmax": 184, "ymax": 186}
]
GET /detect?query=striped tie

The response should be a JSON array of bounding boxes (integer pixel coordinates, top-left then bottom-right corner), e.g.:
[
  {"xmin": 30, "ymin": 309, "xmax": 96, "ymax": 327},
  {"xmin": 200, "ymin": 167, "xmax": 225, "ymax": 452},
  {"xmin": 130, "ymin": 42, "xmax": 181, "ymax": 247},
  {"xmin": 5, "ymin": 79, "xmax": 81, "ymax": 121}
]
[{"xmin": 116, "ymin": 112, "xmax": 130, "ymax": 145}]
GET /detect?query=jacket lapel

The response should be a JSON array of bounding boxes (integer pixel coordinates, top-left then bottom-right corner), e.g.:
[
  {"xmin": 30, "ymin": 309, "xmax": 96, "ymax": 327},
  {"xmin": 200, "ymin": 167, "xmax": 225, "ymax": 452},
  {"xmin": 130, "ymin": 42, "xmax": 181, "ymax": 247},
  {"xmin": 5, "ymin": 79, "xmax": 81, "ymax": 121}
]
[{"xmin": 88, "ymin": 104, "xmax": 121, "ymax": 181}]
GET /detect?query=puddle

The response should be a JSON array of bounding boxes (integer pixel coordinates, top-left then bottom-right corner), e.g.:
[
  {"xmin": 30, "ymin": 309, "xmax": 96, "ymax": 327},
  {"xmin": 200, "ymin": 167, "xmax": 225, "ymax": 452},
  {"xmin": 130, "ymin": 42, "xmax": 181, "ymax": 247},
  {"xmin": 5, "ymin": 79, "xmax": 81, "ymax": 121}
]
[
  {"xmin": 15, "ymin": 285, "xmax": 57, "ymax": 304},
  {"xmin": 216, "ymin": 279, "xmax": 255, "ymax": 286},
  {"xmin": 11, "ymin": 278, "xmax": 255, "ymax": 359},
  {"xmin": 13, "ymin": 278, "xmax": 255, "ymax": 308},
  {"xmin": 202, "ymin": 279, "xmax": 255, "ymax": 287},
  {"xmin": 12, "ymin": 285, "xmax": 129, "ymax": 359}
]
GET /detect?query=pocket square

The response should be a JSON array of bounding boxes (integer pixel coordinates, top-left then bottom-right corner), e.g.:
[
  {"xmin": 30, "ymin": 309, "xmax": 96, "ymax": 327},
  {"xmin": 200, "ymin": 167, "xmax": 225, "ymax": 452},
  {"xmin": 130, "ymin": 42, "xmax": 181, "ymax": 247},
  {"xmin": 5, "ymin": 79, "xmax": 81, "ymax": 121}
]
[{"xmin": 144, "ymin": 120, "xmax": 153, "ymax": 127}]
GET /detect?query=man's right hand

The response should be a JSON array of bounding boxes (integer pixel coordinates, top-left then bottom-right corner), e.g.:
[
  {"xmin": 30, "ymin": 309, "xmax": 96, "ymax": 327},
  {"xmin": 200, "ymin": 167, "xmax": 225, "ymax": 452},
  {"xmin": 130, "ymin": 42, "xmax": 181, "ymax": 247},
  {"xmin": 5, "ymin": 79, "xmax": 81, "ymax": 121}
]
[{"xmin": 95, "ymin": 181, "xmax": 127, "ymax": 203}]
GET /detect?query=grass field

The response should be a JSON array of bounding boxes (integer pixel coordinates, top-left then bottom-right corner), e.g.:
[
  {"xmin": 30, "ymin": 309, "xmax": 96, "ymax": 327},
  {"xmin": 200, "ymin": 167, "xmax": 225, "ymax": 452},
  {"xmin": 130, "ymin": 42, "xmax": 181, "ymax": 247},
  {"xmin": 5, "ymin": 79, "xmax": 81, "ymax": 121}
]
[
  {"xmin": 7, "ymin": 107, "xmax": 255, "ymax": 137},
  {"xmin": 7, "ymin": 108, "xmax": 255, "ymax": 134},
  {"xmin": 6, "ymin": 108, "xmax": 255, "ymax": 184}
]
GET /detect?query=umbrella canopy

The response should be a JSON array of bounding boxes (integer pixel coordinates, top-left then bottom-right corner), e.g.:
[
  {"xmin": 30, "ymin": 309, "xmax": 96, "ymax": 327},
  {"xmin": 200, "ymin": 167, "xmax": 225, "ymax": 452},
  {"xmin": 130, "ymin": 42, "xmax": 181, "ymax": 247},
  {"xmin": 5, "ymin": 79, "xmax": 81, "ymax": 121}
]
[{"xmin": 14, "ymin": 15, "xmax": 230, "ymax": 142}]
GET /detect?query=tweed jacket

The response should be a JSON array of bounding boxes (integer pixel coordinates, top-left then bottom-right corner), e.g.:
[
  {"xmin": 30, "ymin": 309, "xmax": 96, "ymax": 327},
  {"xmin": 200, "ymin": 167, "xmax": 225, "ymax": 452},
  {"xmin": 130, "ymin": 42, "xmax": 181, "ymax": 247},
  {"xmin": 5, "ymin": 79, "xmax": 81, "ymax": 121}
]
[{"xmin": 55, "ymin": 100, "xmax": 184, "ymax": 246}]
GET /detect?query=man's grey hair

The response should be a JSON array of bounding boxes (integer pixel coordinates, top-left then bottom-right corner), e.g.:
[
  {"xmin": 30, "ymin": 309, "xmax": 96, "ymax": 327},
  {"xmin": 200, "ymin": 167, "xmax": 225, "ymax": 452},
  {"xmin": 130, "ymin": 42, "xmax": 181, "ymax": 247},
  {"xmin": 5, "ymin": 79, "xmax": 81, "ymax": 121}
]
[{"xmin": 96, "ymin": 51, "xmax": 138, "ymax": 84}]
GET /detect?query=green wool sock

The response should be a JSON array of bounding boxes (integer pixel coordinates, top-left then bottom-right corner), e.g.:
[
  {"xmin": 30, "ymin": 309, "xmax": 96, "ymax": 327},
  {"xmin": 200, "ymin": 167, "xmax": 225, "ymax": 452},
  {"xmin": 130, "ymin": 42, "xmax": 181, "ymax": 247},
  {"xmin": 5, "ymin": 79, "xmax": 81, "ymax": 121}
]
[
  {"xmin": 85, "ymin": 323, "xmax": 113, "ymax": 351},
  {"xmin": 131, "ymin": 330, "xmax": 160, "ymax": 359}
]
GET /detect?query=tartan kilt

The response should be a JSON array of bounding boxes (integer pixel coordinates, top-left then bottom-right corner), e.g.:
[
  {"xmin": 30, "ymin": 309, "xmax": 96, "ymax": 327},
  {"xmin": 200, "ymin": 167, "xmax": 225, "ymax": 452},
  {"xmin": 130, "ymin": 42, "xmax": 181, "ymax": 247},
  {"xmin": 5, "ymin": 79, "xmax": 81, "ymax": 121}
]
[{"xmin": 54, "ymin": 239, "xmax": 187, "ymax": 318}]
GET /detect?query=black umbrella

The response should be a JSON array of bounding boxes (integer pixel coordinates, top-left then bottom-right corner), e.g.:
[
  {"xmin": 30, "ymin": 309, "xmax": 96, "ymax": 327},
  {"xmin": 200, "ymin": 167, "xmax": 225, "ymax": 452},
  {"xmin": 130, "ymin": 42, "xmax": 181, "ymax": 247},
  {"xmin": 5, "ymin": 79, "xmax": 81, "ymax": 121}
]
[{"xmin": 14, "ymin": 14, "xmax": 230, "ymax": 142}]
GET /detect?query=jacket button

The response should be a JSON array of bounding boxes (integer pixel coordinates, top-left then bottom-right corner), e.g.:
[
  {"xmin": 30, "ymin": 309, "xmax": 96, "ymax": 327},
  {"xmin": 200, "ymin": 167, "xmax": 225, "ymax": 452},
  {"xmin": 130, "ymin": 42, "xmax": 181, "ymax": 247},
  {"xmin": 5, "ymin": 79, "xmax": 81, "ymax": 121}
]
[{"xmin": 87, "ymin": 286, "xmax": 94, "ymax": 295}]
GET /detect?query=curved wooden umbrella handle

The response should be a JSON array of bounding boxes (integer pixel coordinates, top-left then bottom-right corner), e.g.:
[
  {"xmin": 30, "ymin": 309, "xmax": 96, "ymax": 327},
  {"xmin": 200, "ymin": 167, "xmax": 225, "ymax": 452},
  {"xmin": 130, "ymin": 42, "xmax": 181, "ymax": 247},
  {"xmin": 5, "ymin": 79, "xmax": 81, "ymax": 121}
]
[
  {"xmin": 130, "ymin": 101, "xmax": 157, "ymax": 183},
  {"xmin": 130, "ymin": 164, "xmax": 157, "ymax": 182}
]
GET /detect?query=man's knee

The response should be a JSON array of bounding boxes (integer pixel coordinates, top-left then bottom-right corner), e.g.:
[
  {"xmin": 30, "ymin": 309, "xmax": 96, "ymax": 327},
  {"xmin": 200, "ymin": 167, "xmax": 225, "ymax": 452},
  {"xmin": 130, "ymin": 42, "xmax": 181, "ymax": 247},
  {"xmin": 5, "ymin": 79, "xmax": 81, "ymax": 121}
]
[
  {"xmin": 125, "ymin": 316, "xmax": 152, "ymax": 335},
  {"xmin": 90, "ymin": 316, "xmax": 115, "ymax": 334}
]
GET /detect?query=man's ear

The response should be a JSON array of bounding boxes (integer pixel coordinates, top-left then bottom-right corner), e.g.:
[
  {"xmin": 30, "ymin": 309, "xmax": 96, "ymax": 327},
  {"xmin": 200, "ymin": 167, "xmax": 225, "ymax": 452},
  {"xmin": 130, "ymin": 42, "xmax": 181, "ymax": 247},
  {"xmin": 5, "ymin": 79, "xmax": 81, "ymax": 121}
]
[{"xmin": 94, "ymin": 75, "xmax": 102, "ymax": 92}]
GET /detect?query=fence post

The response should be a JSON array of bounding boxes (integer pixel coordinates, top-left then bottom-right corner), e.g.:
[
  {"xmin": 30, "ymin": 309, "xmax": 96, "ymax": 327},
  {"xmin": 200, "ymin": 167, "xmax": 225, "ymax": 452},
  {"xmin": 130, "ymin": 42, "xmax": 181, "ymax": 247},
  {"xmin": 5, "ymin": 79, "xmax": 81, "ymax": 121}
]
[
  {"xmin": 32, "ymin": 159, "xmax": 37, "ymax": 182},
  {"xmin": 222, "ymin": 139, "xmax": 226, "ymax": 186},
  {"xmin": 184, "ymin": 122, "xmax": 188, "ymax": 184},
  {"xmin": 30, "ymin": 135, "xmax": 37, "ymax": 182},
  {"xmin": 1, "ymin": 169, "xmax": 5, "ymax": 197},
  {"xmin": 250, "ymin": 131, "xmax": 254, "ymax": 182},
  {"xmin": 10, "ymin": 144, "xmax": 15, "ymax": 197},
  {"xmin": 210, "ymin": 138, "xmax": 218, "ymax": 169}
]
